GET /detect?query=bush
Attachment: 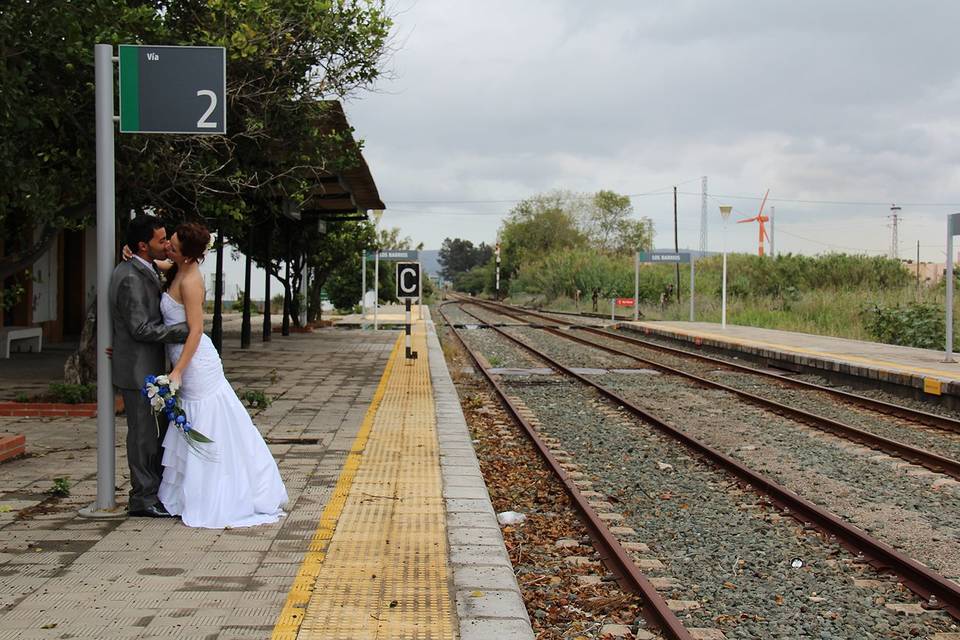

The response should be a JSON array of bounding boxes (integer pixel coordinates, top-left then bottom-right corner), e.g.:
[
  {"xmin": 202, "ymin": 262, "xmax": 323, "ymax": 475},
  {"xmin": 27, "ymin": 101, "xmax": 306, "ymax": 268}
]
[
  {"xmin": 861, "ymin": 302, "xmax": 945, "ymax": 349},
  {"xmin": 48, "ymin": 383, "xmax": 96, "ymax": 404}
]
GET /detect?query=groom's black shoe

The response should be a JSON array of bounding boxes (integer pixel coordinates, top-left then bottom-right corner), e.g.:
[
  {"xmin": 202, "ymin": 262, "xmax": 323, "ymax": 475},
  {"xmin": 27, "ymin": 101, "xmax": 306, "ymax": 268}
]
[{"xmin": 128, "ymin": 504, "xmax": 174, "ymax": 518}]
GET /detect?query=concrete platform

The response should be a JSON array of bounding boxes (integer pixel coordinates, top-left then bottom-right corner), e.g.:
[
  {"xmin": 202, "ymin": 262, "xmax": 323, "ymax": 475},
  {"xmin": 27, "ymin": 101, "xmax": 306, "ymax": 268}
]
[
  {"xmin": 0, "ymin": 310, "xmax": 531, "ymax": 639},
  {"xmin": 336, "ymin": 304, "xmax": 426, "ymax": 328},
  {"xmin": 622, "ymin": 320, "xmax": 960, "ymax": 404}
]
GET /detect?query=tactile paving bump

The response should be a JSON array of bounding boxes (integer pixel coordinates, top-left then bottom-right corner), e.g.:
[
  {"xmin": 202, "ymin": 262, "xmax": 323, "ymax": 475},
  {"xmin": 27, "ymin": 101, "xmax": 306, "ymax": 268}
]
[{"xmin": 295, "ymin": 326, "xmax": 457, "ymax": 639}]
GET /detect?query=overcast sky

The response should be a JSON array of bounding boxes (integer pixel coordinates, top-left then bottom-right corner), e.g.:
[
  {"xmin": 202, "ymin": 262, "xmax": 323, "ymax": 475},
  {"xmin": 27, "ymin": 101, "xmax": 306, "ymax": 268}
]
[{"xmin": 208, "ymin": 1, "xmax": 960, "ymax": 297}]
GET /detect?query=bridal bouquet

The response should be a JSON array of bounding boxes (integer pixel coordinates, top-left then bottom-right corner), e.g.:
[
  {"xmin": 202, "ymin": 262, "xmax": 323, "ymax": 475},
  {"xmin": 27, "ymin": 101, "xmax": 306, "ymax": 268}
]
[{"xmin": 142, "ymin": 374, "xmax": 215, "ymax": 459}]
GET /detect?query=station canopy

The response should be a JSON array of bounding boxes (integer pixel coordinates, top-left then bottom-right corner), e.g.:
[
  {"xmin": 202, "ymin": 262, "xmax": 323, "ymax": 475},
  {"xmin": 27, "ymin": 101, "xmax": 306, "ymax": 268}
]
[{"xmin": 287, "ymin": 100, "xmax": 385, "ymax": 224}]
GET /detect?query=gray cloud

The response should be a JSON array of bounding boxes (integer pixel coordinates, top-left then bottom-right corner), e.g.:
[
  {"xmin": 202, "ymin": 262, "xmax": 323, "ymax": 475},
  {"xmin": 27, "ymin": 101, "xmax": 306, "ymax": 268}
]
[{"xmin": 345, "ymin": 1, "xmax": 960, "ymax": 257}]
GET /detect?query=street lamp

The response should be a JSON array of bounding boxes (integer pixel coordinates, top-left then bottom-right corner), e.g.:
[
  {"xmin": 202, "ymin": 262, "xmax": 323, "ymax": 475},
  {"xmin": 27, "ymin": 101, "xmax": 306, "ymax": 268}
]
[{"xmin": 719, "ymin": 205, "xmax": 733, "ymax": 329}]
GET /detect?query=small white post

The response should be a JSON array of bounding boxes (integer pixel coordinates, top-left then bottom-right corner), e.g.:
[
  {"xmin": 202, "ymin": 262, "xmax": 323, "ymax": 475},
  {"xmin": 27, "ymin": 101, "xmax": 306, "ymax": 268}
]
[
  {"xmin": 611, "ymin": 298, "xmax": 615, "ymax": 322},
  {"xmin": 719, "ymin": 205, "xmax": 732, "ymax": 330},
  {"xmin": 361, "ymin": 249, "xmax": 366, "ymax": 327},
  {"xmin": 374, "ymin": 250, "xmax": 379, "ymax": 331}
]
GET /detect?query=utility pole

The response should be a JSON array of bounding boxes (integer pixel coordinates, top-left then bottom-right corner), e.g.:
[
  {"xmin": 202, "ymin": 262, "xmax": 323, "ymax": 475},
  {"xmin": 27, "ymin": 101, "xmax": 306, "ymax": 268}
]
[
  {"xmin": 699, "ymin": 176, "xmax": 708, "ymax": 253},
  {"xmin": 889, "ymin": 204, "xmax": 901, "ymax": 260},
  {"xmin": 674, "ymin": 186, "xmax": 680, "ymax": 303}
]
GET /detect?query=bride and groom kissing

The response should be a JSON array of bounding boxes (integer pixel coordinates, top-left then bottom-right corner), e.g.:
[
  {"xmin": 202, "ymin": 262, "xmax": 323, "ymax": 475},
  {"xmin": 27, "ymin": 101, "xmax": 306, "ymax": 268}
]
[{"xmin": 109, "ymin": 215, "xmax": 287, "ymax": 528}]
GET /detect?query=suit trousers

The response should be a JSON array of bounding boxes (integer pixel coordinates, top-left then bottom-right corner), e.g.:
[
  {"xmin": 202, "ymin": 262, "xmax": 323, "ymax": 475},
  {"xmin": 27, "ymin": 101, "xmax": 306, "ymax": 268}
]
[{"xmin": 120, "ymin": 389, "xmax": 169, "ymax": 511}]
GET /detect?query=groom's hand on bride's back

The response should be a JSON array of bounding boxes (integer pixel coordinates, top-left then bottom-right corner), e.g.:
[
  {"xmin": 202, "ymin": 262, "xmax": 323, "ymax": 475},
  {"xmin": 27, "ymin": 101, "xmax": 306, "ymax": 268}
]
[{"xmin": 105, "ymin": 347, "xmax": 113, "ymax": 360}]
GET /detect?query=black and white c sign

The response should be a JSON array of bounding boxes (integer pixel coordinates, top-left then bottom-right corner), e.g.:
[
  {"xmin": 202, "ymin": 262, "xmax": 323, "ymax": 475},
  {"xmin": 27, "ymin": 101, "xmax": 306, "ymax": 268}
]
[{"xmin": 396, "ymin": 262, "xmax": 421, "ymax": 299}]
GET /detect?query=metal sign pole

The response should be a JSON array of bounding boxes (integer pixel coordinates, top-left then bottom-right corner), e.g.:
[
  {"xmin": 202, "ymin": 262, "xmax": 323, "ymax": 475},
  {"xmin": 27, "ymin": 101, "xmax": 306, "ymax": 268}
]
[
  {"xmin": 93, "ymin": 44, "xmax": 117, "ymax": 512},
  {"xmin": 374, "ymin": 250, "xmax": 379, "ymax": 331},
  {"xmin": 361, "ymin": 249, "xmax": 366, "ymax": 326},
  {"xmin": 946, "ymin": 214, "xmax": 957, "ymax": 362},
  {"xmin": 634, "ymin": 251, "xmax": 640, "ymax": 321},
  {"xmin": 611, "ymin": 298, "xmax": 615, "ymax": 322}
]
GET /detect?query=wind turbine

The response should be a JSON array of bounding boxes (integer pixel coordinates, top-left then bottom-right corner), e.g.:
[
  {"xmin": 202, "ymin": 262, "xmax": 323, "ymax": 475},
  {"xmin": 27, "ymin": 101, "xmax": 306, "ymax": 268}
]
[{"xmin": 738, "ymin": 189, "xmax": 771, "ymax": 256}]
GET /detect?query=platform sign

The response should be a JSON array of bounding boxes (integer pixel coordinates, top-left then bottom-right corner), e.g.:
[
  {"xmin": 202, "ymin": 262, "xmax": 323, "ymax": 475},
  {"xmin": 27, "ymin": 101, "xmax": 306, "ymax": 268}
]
[
  {"xmin": 396, "ymin": 262, "xmax": 421, "ymax": 300},
  {"xmin": 635, "ymin": 251, "xmax": 697, "ymax": 322},
  {"xmin": 615, "ymin": 298, "xmax": 635, "ymax": 307},
  {"xmin": 638, "ymin": 251, "xmax": 691, "ymax": 264},
  {"xmin": 119, "ymin": 45, "xmax": 226, "ymax": 134},
  {"xmin": 367, "ymin": 250, "xmax": 418, "ymax": 261}
]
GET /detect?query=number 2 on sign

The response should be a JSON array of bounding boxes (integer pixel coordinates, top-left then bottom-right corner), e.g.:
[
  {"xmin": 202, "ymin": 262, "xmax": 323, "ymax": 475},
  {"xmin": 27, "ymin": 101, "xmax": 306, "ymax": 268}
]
[{"xmin": 196, "ymin": 90, "xmax": 218, "ymax": 129}]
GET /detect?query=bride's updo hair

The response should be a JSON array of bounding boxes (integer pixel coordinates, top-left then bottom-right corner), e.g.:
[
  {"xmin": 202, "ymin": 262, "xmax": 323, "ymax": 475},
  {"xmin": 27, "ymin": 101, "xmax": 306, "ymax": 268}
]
[{"xmin": 175, "ymin": 222, "xmax": 211, "ymax": 263}]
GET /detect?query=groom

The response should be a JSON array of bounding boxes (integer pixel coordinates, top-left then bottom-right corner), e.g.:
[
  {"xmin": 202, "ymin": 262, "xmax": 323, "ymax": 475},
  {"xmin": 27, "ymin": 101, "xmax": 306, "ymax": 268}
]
[{"xmin": 109, "ymin": 215, "xmax": 188, "ymax": 517}]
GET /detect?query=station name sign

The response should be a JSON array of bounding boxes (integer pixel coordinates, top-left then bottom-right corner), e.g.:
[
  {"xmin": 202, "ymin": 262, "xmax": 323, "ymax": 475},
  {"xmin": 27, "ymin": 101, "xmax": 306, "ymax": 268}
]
[
  {"xmin": 366, "ymin": 250, "xmax": 418, "ymax": 261},
  {"xmin": 638, "ymin": 251, "xmax": 692, "ymax": 264}
]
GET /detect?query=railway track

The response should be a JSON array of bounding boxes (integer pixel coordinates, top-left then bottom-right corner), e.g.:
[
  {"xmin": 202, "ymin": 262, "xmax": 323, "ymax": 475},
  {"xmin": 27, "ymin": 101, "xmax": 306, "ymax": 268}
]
[
  {"xmin": 459, "ymin": 297, "xmax": 960, "ymax": 482},
  {"xmin": 439, "ymin": 296, "xmax": 960, "ymax": 636},
  {"xmin": 512, "ymin": 301, "xmax": 960, "ymax": 435},
  {"xmin": 438, "ymin": 302, "xmax": 694, "ymax": 639}
]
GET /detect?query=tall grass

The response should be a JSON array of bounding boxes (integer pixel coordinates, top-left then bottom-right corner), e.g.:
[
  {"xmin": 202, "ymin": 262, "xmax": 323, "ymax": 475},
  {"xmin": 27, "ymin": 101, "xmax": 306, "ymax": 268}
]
[{"xmin": 506, "ymin": 250, "xmax": 952, "ymax": 345}]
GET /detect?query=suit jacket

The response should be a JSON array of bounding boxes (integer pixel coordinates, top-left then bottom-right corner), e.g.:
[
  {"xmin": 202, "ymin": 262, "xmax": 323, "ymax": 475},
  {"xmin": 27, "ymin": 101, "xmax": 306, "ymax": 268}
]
[{"xmin": 109, "ymin": 258, "xmax": 189, "ymax": 390}]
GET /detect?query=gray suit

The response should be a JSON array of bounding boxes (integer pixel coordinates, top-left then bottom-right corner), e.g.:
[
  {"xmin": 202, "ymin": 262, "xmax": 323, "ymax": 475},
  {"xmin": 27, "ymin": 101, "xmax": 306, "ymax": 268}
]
[{"xmin": 109, "ymin": 259, "xmax": 188, "ymax": 511}]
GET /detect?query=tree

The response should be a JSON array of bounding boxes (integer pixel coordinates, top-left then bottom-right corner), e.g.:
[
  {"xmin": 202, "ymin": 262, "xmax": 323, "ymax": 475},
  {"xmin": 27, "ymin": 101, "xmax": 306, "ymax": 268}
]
[
  {"xmin": 582, "ymin": 190, "xmax": 653, "ymax": 254},
  {"xmin": 498, "ymin": 191, "xmax": 587, "ymax": 285},
  {"xmin": 306, "ymin": 220, "xmax": 377, "ymax": 322},
  {"xmin": 322, "ymin": 223, "xmax": 423, "ymax": 310},
  {"xmin": 438, "ymin": 238, "xmax": 494, "ymax": 281},
  {"xmin": 1, "ymin": 0, "xmax": 393, "ymax": 300},
  {"xmin": 0, "ymin": 1, "xmax": 165, "ymax": 292}
]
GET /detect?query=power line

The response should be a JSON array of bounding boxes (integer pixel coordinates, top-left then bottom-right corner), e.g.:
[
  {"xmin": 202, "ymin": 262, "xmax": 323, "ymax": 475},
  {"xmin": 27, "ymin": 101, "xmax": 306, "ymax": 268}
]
[
  {"xmin": 678, "ymin": 191, "xmax": 960, "ymax": 207},
  {"xmin": 774, "ymin": 228, "xmax": 888, "ymax": 255},
  {"xmin": 386, "ymin": 178, "xmax": 702, "ymax": 205}
]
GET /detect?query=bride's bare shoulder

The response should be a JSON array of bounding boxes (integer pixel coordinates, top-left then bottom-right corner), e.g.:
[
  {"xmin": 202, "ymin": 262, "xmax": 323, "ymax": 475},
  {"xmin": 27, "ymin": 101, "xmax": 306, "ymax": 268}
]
[{"xmin": 181, "ymin": 268, "xmax": 206, "ymax": 299}]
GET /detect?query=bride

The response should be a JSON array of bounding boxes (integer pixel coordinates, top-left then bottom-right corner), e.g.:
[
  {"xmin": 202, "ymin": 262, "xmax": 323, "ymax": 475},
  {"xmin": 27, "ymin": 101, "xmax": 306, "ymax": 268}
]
[{"xmin": 157, "ymin": 222, "xmax": 288, "ymax": 528}]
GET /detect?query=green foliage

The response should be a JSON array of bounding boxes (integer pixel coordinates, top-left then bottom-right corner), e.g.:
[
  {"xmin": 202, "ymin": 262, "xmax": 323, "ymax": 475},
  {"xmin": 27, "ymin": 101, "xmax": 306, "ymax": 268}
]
[
  {"xmin": 1, "ymin": 281, "xmax": 26, "ymax": 312},
  {"xmin": 48, "ymin": 478, "xmax": 70, "ymax": 497},
  {"xmin": 48, "ymin": 383, "xmax": 96, "ymax": 404},
  {"xmin": 583, "ymin": 190, "xmax": 653, "ymax": 254},
  {"xmin": 232, "ymin": 287, "xmax": 247, "ymax": 312},
  {"xmin": 499, "ymin": 192, "xmax": 587, "ymax": 285},
  {"xmin": 2, "ymin": 0, "xmax": 393, "ymax": 289},
  {"xmin": 454, "ymin": 262, "xmax": 495, "ymax": 295},
  {"xmin": 239, "ymin": 389, "xmax": 272, "ymax": 409},
  {"xmin": 438, "ymin": 238, "xmax": 493, "ymax": 281},
  {"xmin": 15, "ymin": 393, "xmax": 29, "ymax": 403},
  {"xmin": 861, "ymin": 302, "xmax": 945, "ymax": 349}
]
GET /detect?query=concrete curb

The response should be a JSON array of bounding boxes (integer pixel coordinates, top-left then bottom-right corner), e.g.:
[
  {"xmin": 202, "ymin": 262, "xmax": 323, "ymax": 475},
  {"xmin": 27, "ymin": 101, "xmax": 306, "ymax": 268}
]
[{"xmin": 425, "ymin": 309, "xmax": 535, "ymax": 640}]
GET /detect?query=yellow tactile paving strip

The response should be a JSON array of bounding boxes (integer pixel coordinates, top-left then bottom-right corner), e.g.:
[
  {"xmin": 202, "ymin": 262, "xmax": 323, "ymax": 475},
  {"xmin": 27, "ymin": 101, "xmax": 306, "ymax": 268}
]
[{"xmin": 272, "ymin": 326, "xmax": 457, "ymax": 640}]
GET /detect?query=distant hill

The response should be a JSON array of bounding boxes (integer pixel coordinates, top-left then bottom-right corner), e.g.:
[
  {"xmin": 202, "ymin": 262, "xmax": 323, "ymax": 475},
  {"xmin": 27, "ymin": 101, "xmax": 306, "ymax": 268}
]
[{"xmin": 419, "ymin": 249, "xmax": 441, "ymax": 275}]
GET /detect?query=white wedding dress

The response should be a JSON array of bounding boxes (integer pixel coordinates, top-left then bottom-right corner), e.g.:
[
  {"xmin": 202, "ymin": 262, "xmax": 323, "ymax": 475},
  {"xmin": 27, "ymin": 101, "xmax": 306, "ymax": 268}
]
[{"xmin": 158, "ymin": 292, "xmax": 288, "ymax": 528}]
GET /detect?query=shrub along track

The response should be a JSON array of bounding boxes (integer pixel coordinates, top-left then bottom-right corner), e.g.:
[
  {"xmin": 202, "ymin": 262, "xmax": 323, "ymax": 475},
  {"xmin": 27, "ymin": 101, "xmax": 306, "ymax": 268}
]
[{"xmin": 443, "ymin": 297, "xmax": 960, "ymax": 638}]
